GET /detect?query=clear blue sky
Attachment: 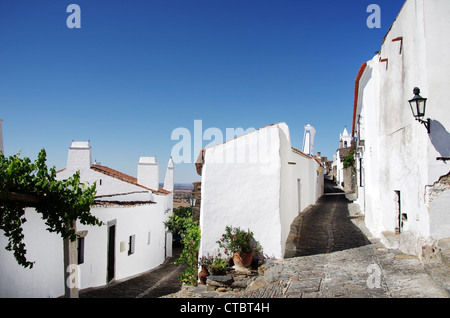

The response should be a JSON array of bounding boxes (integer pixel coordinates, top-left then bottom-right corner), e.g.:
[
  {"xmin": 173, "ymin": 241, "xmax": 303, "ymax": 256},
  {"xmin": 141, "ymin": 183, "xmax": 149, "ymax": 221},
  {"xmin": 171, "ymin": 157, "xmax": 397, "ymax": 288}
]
[{"xmin": 0, "ymin": 0, "xmax": 405, "ymax": 184}]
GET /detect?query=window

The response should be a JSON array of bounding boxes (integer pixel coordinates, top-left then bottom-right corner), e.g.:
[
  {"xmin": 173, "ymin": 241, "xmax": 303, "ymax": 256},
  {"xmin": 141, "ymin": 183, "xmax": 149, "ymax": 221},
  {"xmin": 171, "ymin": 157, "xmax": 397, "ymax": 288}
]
[
  {"xmin": 359, "ymin": 158, "xmax": 364, "ymax": 187},
  {"xmin": 147, "ymin": 232, "xmax": 151, "ymax": 245},
  {"xmin": 128, "ymin": 235, "xmax": 135, "ymax": 255},
  {"xmin": 77, "ymin": 237, "xmax": 85, "ymax": 264}
]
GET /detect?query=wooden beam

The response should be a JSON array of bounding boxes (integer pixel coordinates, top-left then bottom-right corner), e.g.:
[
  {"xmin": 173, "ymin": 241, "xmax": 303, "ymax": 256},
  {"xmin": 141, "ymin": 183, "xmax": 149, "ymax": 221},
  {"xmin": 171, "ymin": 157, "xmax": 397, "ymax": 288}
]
[{"xmin": 0, "ymin": 192, "xmax": 42, "ymax": 206}]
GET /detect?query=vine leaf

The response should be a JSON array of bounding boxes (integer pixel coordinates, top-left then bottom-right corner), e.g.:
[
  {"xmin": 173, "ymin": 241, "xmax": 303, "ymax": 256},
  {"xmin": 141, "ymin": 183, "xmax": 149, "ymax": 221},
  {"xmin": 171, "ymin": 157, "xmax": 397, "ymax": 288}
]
[{"xmin": 0, "ymin": 149, "xmax": 102, "ymax": 268}]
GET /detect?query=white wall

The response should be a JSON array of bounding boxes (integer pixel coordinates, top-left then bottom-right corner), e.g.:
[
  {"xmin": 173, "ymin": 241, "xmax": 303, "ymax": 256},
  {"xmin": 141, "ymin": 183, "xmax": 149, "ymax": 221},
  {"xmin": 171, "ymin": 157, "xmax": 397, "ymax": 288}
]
[
  {"xmin": 77, "ymin": 203, "xmax": 166, "ymax": 289},
  {"xmin": 199, "ymin": 123, "xmax": 324, "ymax": 260},
  {"xmin": 429, "ymin": 191, "xmax": 450, "ymax": 240},
  {"xmin": 280, "ymin": 132, "xmax": 324, "ymax": 256},
  {"xmin": 199, "ymin": 124, "xmax": 283, "ymax": 259},
  {"xmin": 354, "ymin": 0, "xmax": 450, "ymax": 255},
  {"xmin": 0, "ymin": 201, "xmax": 168, "ymax": 297},
  {"xmin": 0, "ymin": 141, "xmax": 173, "ymax": 297},
  {"xmin": 355, "ymin": 59, "xmax": 383, "ymax": 236},
  {"xmin": 58, "ymin": 166, "xmax": 155, "ymax": 199},
  {"xmin": 0, "ymin": 208, "xmax": 65, "ymax": 298}
]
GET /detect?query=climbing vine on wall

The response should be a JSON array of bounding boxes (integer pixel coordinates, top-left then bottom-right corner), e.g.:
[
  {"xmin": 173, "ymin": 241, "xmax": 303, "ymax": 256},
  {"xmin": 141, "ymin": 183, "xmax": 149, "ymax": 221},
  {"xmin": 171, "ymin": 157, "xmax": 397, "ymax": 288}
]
[
  {"xmin": 343, "ymin": 145, "xmax": 356, "ymax": 169},
  {"xmin": 164, "ymin": 207, "xmax": 201, "ymax": 285},
  {"xmin": 0, "ymin": 149, "xmax": 102, "ymax": 269}
]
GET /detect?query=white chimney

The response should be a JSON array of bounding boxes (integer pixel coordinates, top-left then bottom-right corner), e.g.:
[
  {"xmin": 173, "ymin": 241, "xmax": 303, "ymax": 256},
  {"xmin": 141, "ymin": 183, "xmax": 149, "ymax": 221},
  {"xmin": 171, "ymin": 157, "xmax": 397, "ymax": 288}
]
[
  {"xmin": 163, "ymin": 157, "xmax": 174, "ymax": 192},
  {"xmin": 138, "ymin": 156, "xmax": 159, "ymax": 190},
  {"xmin": 67, "ymin": 141, "xmax": 92, "ymax": 170},
  {"xmin": 302, "ymin": 124, "xmax": 316, "ymax": 156}
]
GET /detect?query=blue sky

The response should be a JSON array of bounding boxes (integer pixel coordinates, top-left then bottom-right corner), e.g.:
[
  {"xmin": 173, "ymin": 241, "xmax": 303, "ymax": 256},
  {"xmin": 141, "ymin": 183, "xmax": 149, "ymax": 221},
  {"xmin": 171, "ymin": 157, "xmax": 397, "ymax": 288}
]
[{"xmin": 0, "ymin": 0, "xmax": 405, "ymax": 184}]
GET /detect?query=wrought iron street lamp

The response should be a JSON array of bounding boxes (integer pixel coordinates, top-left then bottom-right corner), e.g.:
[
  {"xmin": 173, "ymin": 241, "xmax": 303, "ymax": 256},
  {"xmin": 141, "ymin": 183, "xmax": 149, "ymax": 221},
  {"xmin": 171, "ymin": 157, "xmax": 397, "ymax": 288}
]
[{"xmin": 408, "ymin": 87, "xmax": 430, "ymax": 133}]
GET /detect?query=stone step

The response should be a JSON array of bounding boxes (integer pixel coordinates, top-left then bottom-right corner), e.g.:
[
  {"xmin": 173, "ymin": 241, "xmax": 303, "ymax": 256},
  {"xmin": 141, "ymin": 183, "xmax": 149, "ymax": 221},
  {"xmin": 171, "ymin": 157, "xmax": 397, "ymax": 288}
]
[
  {"xmin": 424, "ymin": 263, "xmax": 450, "ymax": 296},
  {"xmin": 423, "ymin": 238, "xmax": 450, "ymax": 296},
  {"xmin": 380, "ymin": 231, "xmax": 400, "ymax": 249},
  {"xmin": 206, "ymin": 275, "xmax": 233, "ymax": 287},
  {"xmin": 438, "ymin": 238, "xmax": 450, "ymax": 267}
]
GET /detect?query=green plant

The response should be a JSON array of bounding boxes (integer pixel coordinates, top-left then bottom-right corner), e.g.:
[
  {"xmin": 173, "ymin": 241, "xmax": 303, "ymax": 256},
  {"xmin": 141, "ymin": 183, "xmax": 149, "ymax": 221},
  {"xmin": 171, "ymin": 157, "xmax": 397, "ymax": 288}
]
[
  {"xmin": 174, "ymin": 218, "xmax": 201, "ymax": 285},
  {"xmin": 0, "ymin": 149, "xmax": 102, "ymax": 268},
  {"xmin": 217, "ymin": 226, "xmax": 255, "ymax": 256},
  {"xmin": 209, "ymin": 254, "xmax": 228, "ymax": 274},
  {"xmin": 199, "ymin": 253, "xmax": 228, "ymax": 274},
  {"xmin": 163, "ymin": 206, "xmax": 193, "ymax": 237},
  {"xmin": 343, "ymin": 145, "xmax": 356, "ymax": 169},
  {"xmin": 165, "ymin": 210, "xmax": 200, "ymax": 286},
  {"xmin": 198, "ymin": 254, "xmax": 215, "ymax": 267},
  {"xmin": 253, "ymin": 241, "xmax": 265, "ymax": 261}
]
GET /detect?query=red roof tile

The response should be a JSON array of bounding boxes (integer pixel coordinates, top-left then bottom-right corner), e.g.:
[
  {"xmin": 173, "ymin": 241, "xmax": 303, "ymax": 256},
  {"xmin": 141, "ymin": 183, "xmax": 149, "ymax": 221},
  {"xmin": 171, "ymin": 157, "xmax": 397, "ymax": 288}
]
[
  {"xmin": 91, "ymin": 164, "xmax": 171, "ymax": 195},
  {"xmin": 352, "ymin": 62, "xmax": 368, "ymax": 138}
]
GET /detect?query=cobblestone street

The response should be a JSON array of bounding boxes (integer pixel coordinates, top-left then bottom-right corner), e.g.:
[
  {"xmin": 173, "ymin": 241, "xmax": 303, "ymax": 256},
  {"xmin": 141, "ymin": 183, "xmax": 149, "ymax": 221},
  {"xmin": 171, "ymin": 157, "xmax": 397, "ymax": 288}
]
[
  {"xmin": 285, "ymin": 178, "xmax": 370, "ymax": 257},
  {"xmin": 81, "ymin": 178, "xmax": 449, "ymax": 299},
  {"xmin": 236, "ymin": 240, "xmax": 448, "ymax": 298},
  {"xmin": 169, "ymin": 178, "xmax": 450, "ymax": 299},
  {"xmin": 80, "ymin": 246, "xmax": 185, "ymax": 298}
]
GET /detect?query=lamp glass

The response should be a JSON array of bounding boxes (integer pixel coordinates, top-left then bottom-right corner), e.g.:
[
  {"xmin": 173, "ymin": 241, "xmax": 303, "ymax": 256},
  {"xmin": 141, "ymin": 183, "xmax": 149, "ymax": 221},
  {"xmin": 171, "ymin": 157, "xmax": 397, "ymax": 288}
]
[
  {"xmin": 189, "ymin": 195, "xmax": 196, "ymax": 207},
  {"xmin": 409, "ymin": 97, "xmax": 427, "ymax": 119},
  {"xmin": 417, "ymin": 98, "xmax": 426, "ymax": 118}
]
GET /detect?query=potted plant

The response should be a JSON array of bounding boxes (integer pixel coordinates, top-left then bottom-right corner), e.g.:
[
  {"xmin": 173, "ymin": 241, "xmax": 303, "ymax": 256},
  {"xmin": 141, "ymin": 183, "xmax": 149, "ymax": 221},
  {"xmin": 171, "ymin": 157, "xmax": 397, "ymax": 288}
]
[
  {"xmin": 198, "ymin": 255, "xmax": 214, "ymax": 284},
  {"xmin": 217, "ymin": 226, "xmax": 257, "ymax": 268},
  {"xmin": 208, "ymin": 254, "xmax": 228, "ymax": 275}
]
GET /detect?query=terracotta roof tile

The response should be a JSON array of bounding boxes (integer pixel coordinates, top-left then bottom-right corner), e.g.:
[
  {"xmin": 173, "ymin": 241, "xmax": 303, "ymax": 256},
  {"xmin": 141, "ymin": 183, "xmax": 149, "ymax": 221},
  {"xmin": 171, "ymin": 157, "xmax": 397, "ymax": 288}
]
[
  {"xmin": 91, "ymin": 164, "xmax": 171, "ymax": 195},
  {"xmin": 352, "ymin": 62, "xmax": 368, "ymax": 137},
  {"xmin": 291, "ymin": 147, "xmax": 312, "ymax": 158}
]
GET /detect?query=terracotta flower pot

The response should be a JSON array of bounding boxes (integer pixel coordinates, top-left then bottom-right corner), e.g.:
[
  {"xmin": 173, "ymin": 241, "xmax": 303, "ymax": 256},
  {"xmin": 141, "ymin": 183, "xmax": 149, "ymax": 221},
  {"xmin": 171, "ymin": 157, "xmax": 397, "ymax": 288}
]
[
  {"xmin": 233, "ymin": 251, "xmax": 253, "ymax": 268},
  {"xmin": 208, "ymin": 265, "xmax": 226, "ymax": 276},
  {"xmin": 199, "ymin": 265, "xmax": 210, "ymax": 284}
]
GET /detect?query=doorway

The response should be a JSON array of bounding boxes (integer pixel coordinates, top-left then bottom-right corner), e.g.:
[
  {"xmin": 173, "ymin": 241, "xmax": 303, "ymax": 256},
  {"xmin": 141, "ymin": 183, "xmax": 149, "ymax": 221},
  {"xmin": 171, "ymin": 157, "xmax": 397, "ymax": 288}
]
[
  {"xmin": 107, "ymin": 222, "xmax": 116, "ymax": 283},
  {"xmin": 394, "ymin": 191, "xmax": 402, "ymax": 234}
]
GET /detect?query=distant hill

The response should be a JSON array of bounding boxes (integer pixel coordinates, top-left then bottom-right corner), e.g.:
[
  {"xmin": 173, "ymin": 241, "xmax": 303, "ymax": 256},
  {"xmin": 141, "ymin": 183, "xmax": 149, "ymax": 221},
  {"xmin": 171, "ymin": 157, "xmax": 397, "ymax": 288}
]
[
  {"xmin": 174, "ymin": 183, "xmax": 194, "ymax": 190},
  {"xmin": 159, "ymin": 183, "xmax": 194, "ymax": 190}
]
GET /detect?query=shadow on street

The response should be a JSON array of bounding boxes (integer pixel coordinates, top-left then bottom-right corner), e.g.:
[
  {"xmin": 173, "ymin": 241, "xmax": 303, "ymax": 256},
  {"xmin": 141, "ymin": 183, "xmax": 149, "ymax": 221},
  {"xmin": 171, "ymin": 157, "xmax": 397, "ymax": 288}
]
[{"xmin": 286, "ymin": 177, "xmax": 370, "ymax": 258}]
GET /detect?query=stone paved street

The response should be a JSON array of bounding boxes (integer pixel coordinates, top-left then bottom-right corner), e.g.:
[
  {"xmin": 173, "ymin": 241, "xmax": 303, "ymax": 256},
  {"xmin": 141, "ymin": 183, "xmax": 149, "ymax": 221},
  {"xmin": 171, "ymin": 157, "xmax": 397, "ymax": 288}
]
[
  {"xmin": 168, "ymin": 178, "xmax": 450, "ymax": 298},
  {"xmin": 236, "ymin": 240, "xmax": 448, "ymax": 298},
  {"xmin": 81, "ymin": 178, "xmax": 450, "ymax": 298},
  {"xmin": 80, "ymin": 246, "xmax": 184, "ymax": 298},
  {"xmin": 285, "ymin": 178, "xmax": 370, "ymax": 258}
]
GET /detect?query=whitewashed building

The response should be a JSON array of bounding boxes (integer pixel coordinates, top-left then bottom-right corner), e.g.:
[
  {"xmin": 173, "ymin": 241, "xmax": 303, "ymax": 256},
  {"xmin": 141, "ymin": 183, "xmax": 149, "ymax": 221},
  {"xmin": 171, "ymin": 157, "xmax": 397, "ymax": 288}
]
[
  {"xmin": 352, "ymin": 0, "xmax": 450, "ymax": 257},
  {"xmin": 332, "ymin": 127, "xmax": 352, "ymax": 189},
  {"xmin": 0, "ymin": 141, "xmax": 174, "ymax": 297},
  {"xmin": 196, "ymin": 123, "xmax": 324, "ymax": 260}
]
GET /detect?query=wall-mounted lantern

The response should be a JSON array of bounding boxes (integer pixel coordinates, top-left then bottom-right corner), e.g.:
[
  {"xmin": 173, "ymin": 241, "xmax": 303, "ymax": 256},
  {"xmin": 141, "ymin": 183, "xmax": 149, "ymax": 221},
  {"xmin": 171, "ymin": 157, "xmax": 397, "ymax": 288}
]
[
  {"xmin": 189, "ymin": 193, "xmax": 197, "ymax": 208},
  {"xmin": 408, "ymin": 87, "xmax": 430, "ymax": 133}
]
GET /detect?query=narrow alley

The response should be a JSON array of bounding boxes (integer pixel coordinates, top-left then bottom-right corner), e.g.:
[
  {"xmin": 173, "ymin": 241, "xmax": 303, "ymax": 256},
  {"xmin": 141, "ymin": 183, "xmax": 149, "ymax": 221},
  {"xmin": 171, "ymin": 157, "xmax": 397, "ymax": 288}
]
[
  {"xmin": 81, "ymin": 178, "xmax": 449, "ymax": 299},
  {"xmin": 286, "ymin": 178, "xmax": 370, "ymax": 257},
  {"xmin": 79, "ymin": 246, "xmax": 184, "ymax": 298},
  {"xmin": 169, "ymin": 177, "xmax": 449, "ymax": 298}
]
